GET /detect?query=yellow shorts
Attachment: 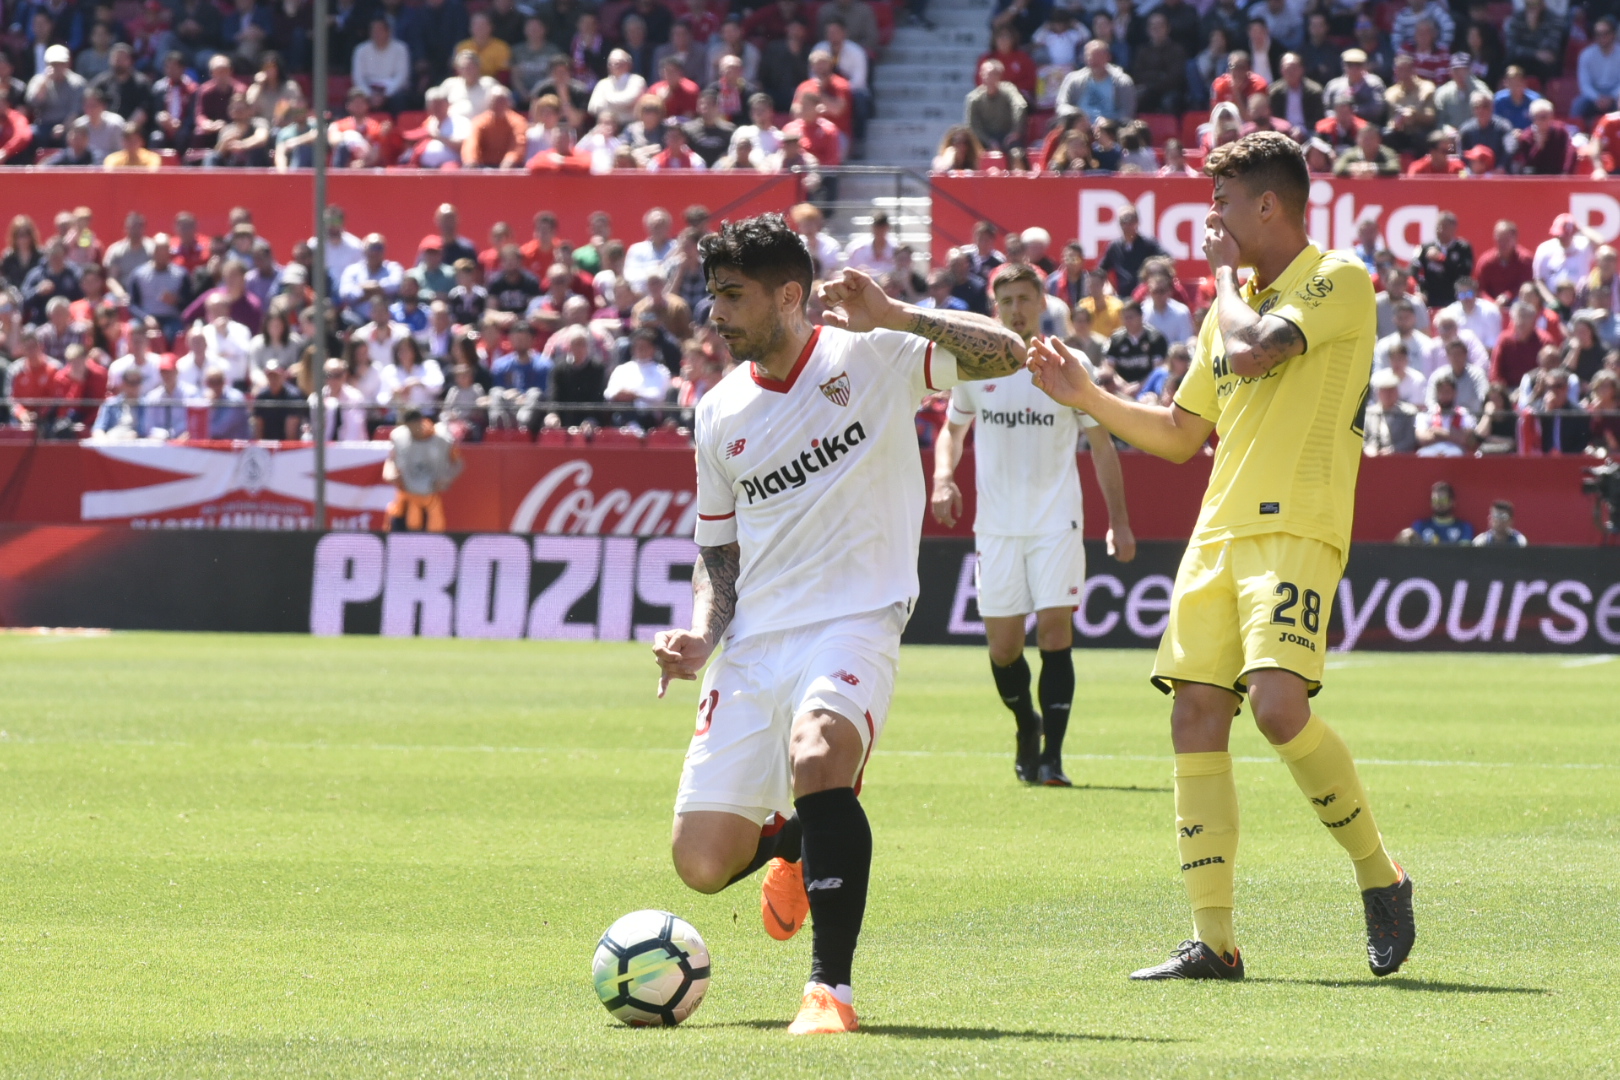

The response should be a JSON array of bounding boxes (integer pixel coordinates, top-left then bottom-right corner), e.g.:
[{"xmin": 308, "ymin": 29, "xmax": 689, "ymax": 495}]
[{"xmin": 1150, "ymin": 534, "xmax": 1343, "ymax": 698}]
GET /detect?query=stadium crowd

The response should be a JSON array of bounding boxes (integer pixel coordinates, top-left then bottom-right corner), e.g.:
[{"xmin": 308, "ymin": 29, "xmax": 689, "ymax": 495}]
[
  {"xmin": 921, "ymin": 209, "xmax": 1620, "ymax": 458},
  {"xmin": 0, "ymin": 191, "xmax": 1616, "ymax": 458},
  {"xmin": 0, "ymin": 0, "xmax": 896, "ymax": 168},
  {"xmin": 945, "ymin": 0, "xmax": 1620, "ymax": 178}
]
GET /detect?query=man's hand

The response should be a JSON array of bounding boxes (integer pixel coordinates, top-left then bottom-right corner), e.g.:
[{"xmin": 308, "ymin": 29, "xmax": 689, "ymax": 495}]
[
  {"xmin": 1026, "ymin": 335, "xmax": 1097, "ymax": 410},
  {"xmin": 653, "ymin": 628, "xmax": 715, "ymax": 697},
  {"xmin": 930, "ymin": 476, "xmax": 962, "ymax": 526},
  {"xmin": 1203, "ymin": 210, "xmax": 1240, "ymax": 274},
  {"xmin": 1107, "ymin": 524, "xmax": 1136, "ymax": 563},
  {"xmin": 818, "ymin": 267, "xmax": 900, "ymax": 333}
]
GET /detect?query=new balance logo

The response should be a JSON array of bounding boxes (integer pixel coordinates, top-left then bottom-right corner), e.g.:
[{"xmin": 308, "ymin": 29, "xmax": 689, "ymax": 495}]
[
  {"xmin": 1311, "ymin": 794, "xmax": 1337, "ymax": 807},
  {"xmin": 1324, "ymin": 807, "xmax": 1362, "ymax": 829},
  {"xmin": 831, "ymin": 669, "xmax": 860, "ymax": 686},
  {"xmin": 1181, "ymin": 856, "xmax": 1224, "ymax": 871},
  {"xmin": 724, "ymin": 438, "xmax": 747, "ymax": 459},
  {"xmin": 1179, "ymin": 825, "xmax": 1204, "ymax": 837},
  {"xmin": 806, "ymin": 877, "xmax": 843, "ymax": 891}
]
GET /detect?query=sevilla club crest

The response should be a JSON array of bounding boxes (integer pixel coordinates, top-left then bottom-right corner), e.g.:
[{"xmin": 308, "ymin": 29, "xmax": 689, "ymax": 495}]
[{"xmin": 818, "ymin": 372, "xmax": 851, "ymax": 407}]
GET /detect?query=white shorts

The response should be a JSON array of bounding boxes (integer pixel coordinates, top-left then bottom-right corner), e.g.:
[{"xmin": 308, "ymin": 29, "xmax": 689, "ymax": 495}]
[
  {"xmin": 974, "ymin": 528, "xmax": 1087, "ymax": 618},
  {"xmin": 674, "ymin": 604, "xmax": 906, "ymax": 826}
]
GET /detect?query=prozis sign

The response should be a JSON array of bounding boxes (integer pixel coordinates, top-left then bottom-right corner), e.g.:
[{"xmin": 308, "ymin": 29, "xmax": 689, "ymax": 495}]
[
  {"xmin": 310, "ymin": 532, "xmax": 697, "ymax": 639},
  {"xmin": 929, "ymin": 176, "xmax": 1620, "ymax": 281}
]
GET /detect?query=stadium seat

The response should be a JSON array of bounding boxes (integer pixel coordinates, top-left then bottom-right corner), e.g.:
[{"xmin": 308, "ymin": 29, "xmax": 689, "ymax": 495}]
[
  {"xmin": 1140, "ymin": 114, "xmax": 1179, "ymax": 146},
  {"xmin": 871, "ymin": 0, "xmax": 895, "ymax": 48},
  {"xmin": 537, "ymin": 428, "xmax": 571, "ymax": 447},
  {"xmin": 327, "ymin": 75, "xmax": 353, "ymax": 104},
  {"xmin": 486, "ymin": 427, "xmax": 533, "ymax": 443},
  {"xmin": 1180, "ymin": 111, "xmax": 1205, "ymax": 148},
  {"xmin": 395, "ymin": 110, "xmax": 428, "ymax": 133},
  {"xmin": 158, "ymin": 149, "xmax": 180, "ymax": 167},
  {"xmin": 645, "ymin": 427, "xmax": 691, "ymax": 449},
  {"xmin": 1545, "ymin": 78, "xmax": 1578, "ymax": 119},
  {"xmin": 373, "ymin": 425, "xmax": 395, "ymax": 441}
]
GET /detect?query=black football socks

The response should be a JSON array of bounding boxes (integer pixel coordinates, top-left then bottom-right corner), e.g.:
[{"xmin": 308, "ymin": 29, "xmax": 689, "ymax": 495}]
[
  {"xmin": 795, "ymin": 787, "xmax": 871, "ymax": 988},
  {"xmin": 1038, "ymin": 647, "xmax": 1075, "ymax": 764},
  {"xmin": 725, "ymin": 811, "xmax": 803, "ymax": 887},
  {"xmin": 991, "ymin": 655, "xmax": 1043, "ymax": 741}
]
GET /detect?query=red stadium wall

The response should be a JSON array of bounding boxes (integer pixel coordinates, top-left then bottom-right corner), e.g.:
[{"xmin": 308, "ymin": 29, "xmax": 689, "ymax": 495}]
[
  {"xmin": 929, "ymin": 175, "xmax": 1620, "ymax": 281},
  {"xmin": 0, "ymin": 442, "xmax": 1601, "ymax": 545},
  {"xmin": 1, "ymin": 170, "xmax": 801, "ymax": 255}
]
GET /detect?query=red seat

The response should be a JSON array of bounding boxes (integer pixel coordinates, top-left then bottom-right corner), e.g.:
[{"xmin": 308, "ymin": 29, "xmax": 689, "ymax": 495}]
[
  {"xmin": 395, "ymin": 110, "xmax": 428, "ymax": 132},
  {"xmin": 646, "ymin": 427, "xmax": 691, "ymax": 449},
  {"xmin": 1545, "ymin": 77, "xmax": 1578, "ymax": 119},
  {"xmin": 327, "ymin": 74, "xmax": 353, "ymax": 104},
  {"xmin": 871, "ymin": 0, "xmax": 894, "ymax": 48},
  {"xmin": 1140, "ymin": 113, "xmax": 1179, "ymax": 147},
  {"xmin": 158, "ymin": 149, "xmax": 180, "ymax": 168},
  {"xmin": 486, "ymin": 427, "xmax": 533, "ymax": 443},
  {"xmin": 536, "ymin": 427, "xmax": 570, "ymax": 446},
  {"xmin": 372, "ymin": 424, "xmax": 395, "ymax": 441},
  {"xmin": 1180, "ymin": 111, "xmax": 1205, "ymax": 148}
]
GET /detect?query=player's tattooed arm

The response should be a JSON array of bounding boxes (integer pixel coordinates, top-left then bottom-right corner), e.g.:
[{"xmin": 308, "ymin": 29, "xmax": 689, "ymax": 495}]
[
  {"xmin": 692, "ymin": 542, "xmax": 741, "ymax": 645},
  {"xmin": 1212, "ymin": 266, "xmax": 1306, "ymax": 377},
  {"xmin": 901, "ymin": 306, "xmax": 1025, "ymax": 380}
]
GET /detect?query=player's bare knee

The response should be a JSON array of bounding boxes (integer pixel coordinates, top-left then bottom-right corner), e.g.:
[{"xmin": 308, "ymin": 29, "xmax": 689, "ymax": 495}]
[
  {"xmin": 1246, "ymin": 670, "xmax": 1310, "ymax": 745},
  {"xmin": 1169, "ymin": 682, "xmax": 1240, "ymax": 753},
  {"xmin": 670, "ymin": 846, "xmax": 734, "ymax": 894},
  {"xmin": 790, "ymin": 712, "xmax": 863, "ymax": 795},
  {"xmin": 1034, "ymin": 610, "xmax": 1073, "ymax": 652},
  {"xmin": 987, "ymin": 640, "xmax": 1023, "ymax": 667}
]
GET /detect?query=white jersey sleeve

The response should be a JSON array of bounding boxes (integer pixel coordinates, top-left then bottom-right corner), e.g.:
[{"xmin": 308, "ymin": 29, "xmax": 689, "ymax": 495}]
[
  {"xmin": 854, "ymin": 327, "xmax": 960, "ymax": 401},
  {"xmin": 947, "ymin": 382, "xmax": 976, "ymax": 425},
  {"xmin": 693, "ymin": 397, "xmax": 739, "ymax": 547}
]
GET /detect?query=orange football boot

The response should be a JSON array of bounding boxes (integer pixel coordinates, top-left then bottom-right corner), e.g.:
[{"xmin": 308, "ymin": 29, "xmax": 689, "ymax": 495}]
[
  {"xmin": 760, "ymin": 857, "xmax": 808, "ymax": 941},
  {"xmin": 787, "ymin": 984, "xmax": 859, "ymax": 1035}
]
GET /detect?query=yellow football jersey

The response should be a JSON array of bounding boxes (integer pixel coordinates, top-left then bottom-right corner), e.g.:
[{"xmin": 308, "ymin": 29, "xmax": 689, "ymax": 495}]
[{"xmin": 1174, "ymin": 245, "xmax": 1376, "ymax": 558}]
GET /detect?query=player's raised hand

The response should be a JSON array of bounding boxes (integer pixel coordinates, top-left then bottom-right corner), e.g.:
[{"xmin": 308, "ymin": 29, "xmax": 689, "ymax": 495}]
[
  {"xmin": 652, "ymin": 629, "xmax": 714, "ymax": 698},
  {"xmin": 818, "ymin": 268, "xmax": 898, "ymax": 333},
  {"xmin": 1203, "ymin": 209, "xmax": 1241, "ymax": 274},
  {"xmin": 930, "ymin": 477, "xmax": 963, "ymax": 527},
  {"xmin": 1026, "ymin": 336, "xmax": 1096, "ymax": 410}
]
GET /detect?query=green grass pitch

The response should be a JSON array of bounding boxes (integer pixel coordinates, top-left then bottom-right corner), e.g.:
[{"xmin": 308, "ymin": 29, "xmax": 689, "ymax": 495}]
[{"xmin": 0, "ymin": 633, "xmax": 1615, "ymax": 1078}]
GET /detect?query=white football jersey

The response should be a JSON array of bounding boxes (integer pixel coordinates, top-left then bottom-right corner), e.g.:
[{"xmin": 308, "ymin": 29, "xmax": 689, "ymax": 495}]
[
  {"xmin": 947, "ymin": 363, "xmax": 1099, "ymax": 537},
  {"xmin": 693, "ymin": 325, "xmax": 959, "ymax": 641}
]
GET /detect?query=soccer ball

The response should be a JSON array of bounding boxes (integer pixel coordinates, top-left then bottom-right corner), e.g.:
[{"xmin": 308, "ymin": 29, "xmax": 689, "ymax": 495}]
[{"xmin": 592, "ymin": 910, "xmax": 712, "ymax": 1027}]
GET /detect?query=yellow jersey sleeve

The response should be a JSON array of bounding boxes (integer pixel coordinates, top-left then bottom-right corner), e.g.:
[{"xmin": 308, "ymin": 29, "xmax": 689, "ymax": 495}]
[
  {"xmin": 1173, "ymin": 308, "xmax": 1221, "ymax": 423},
  {"xmin": 1258, "ymin": 254, "xmax": 1373, "ymax": 358}
]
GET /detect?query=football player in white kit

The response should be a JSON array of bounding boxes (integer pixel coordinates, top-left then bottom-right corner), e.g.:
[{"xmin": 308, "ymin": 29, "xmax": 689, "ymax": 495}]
[
  {"xmin": 652, "ymin": 215, "xmax": 1026, "ymax": 1035},
  {"xmin": 930, "ymin": 263, "xmax": 1136, "ymax": 786}
]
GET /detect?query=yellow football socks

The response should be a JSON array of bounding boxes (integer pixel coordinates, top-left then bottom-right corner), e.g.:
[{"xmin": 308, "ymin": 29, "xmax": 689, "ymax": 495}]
[
  {"xmin": 1275, "ymin": 715, "xmax": 1400, "ymax": 891},
  {"xmin": 1174, "ymin": 751, "xmax": 1239, "ymax": 957}
]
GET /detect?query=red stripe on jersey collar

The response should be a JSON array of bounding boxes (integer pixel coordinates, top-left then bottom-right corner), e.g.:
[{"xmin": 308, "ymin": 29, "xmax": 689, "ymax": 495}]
[{"xmin": 749, "ymin": 327, "xmax": 822, "ymax": 393}]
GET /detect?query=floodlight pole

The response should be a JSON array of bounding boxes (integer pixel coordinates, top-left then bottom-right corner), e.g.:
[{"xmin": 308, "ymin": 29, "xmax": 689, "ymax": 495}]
[{"xmin": 310, "ymin": 0, "xmax": 330, "ymax": 531}]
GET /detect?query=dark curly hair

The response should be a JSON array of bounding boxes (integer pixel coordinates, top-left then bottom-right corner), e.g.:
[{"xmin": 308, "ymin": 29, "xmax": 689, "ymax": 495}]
[
  {"xmin": 699, "ymin": 214, "xmax": 814, "ymax": 308},
  {"xmin": 1203, "ymin": 130, "xmax": 1310, "ymax": 218}
]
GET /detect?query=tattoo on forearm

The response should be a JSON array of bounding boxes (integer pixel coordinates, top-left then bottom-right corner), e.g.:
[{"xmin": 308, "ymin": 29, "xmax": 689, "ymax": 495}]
[
  {"xmin": 1230, "ymin": 317, "xmax": 1304, "ymax": 374},
  {"xmin": 692, "ymin": 542, "xmax": 740, "ymax": 643},
  {"xmin": 903, "ymin": 307, "xmax": 1024, "ymax": 379}
]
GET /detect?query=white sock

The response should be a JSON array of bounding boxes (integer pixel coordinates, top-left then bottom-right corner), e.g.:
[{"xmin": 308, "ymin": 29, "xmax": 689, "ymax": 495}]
[{"xmin": 805, "ymin": 981, "xmax": 854, "ymax": 1005}]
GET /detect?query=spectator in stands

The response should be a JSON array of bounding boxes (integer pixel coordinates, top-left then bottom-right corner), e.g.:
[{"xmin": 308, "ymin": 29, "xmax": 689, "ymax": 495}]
[
  {"xmin": 1492, "ymin": 300, "xmax": 1554, "ymax": 386},
  {"xmin": 1211, "ymin": 50, "xmax": 1265, "ymax": 120},
  {"xmin": 1141, "ymin": 269, "xmax": 1192, "ymax": 344},
  {"xmin": 1458, "ymin": 91, "xmax": 1515, "ymax": 171},
  {"xmin": 650, "ymin": 56, "xmax": 700, "ymax": 122},
  {"xmin": 1430, "ymin": 336, "xmax": 1490, "ymax": 415},
  {"xmin": 929, "ymin": 124, "xmax": 981, "ymax": 171},
  {"xmin": 1380, "ymin": 341, "xmax": 1430, "ymax": 405},
  {"xmin": 1430, "ymin": 54, "xmax": 1487, "ymax": 132},
  {"xmin": 128, "ymin": 235, "xmax": 188, "ymax": 340},
  {"xmin": 1315, "ymin": 90, "xmax": 1367, "ymax": 149},
  {"xmin": 1241, "ymin": 92, "xmax": 1291, "ymax": 139},
  {"xmin": 1323, "ymin": 48, "xmax": 1386, "ymax": 124},
  {"xmin": 1406, "ymin": 129, "xmax": 1462, "ymax": 176},
  {"xmin": 191, "ymin": 56, "xmax": 242, "ymax": 147},
  {"xmin": 104, "ymin": 122, "xmax": 161, "ymax": 170},
  {"xmin": 1104, "ymin": 300, "xmax": 1166, "ymax": 396},
  {"xmin": 1392, "ymin": 0, "xmax": 1454, "ymax": 52},
  {"xmin": 1129, "ymin": 13, "xmax": 1187, "ymax": 115},
  {"xmin": 1576, "ymin": 18, "xmax": 1620, "ymax": 123},
  {"xmin": 1056, "ymin": 41, "xmax": 1135, "ymax": 123},
  {"xmin": 817, "ymin": 0, "xmax": 878, "ymax": 57},
  {"xmin": 1097, "ymin": 206, "xmax": 1162, "ymax": 297},
  {"xmin": 1476, "ymin": 219, "xmax": 1534, "ymax": 305},
  {"xmin": 1515, "ymin": 342, "xmax": 1578, "ymax": 405},
  {"xmin": 589, "ymin": 50, "xmax": 648, "ymax": 125},
  {"xmin": 140, "ymin": 357, "xmax": 190, "ymax": 440},
  {"xmin": 337, "ymin": 234, "xmax": 404, "ymax": 308},
  {"xmin": 1269, "ymin": 53, "xmax": 1323, "ymax": 138},
  {"xmin": 1416, "ymin": 370, "xmax": 1476, "ymax": 455},
  {"xmin": 208, "ymin": 93, "xmax": 271, "ymax": 167},
  {"xmin": 1535, "ymin": 214, "xmax": 1599, "ymax": 301},
  {"xmin": 457, "ymin": 12, "xmax": 512, "ymax": 78},
  {"xmin": 444, "ymin": 50, "xmax": 501, "ymax": 120},
  {"xmin": 463, "ymin": 86, "xmax": 527, "ymax": 168},
  {"xmin": 761, "ymin": 20, "xmax": 812, "ymax": 114},
  {"xmin": 311, "ymin": 357, "xmax": 370, "ymax": 442},
  {"xmin": 1470, "ymin": 499, "xmax": 1527, "ymax": 545},
  {"xmin": 1504, "ymin": 0, "xmax": 1566, "ymax": 84},
  {"xmin": 684, "ymin": 89, "xmax": 735, "ymax": 165},
  {"xmin": 605, "ymin": 326, "xmax": 674, "ymax": 428},
  {"xmin": 26, "ymin": 45, "xmax": 86, "ymax": 149},
  {"xmin": 1384, "ymin": 53, "xmax": 1436, "ymax": 135},
  {"xmin": 964, "ymin": 60, "xmax": 1026, "ymax": 154},
  {"xmin": 1493, "ymin": 65, "xmax": 1541, "ymax": 130},
  {"xmin": 1431, "ymin": 309, "xmax": 1489, "ymax": 368},
  {"xmin": 707, "ymin": 17, "xmax": 761, "ymax": 86},
  {"xmin": 2, "ymin": 217, "xmax": 42, "ymax": 290},
  {"xmin": 841, "ymin": 211, "xmax": 894, "ymax": 275},
  {"xmin": 40, "ymin": 119, "xmax": 95, "ymax": 167},
  {"xmin": 784, "ymin": 89, "xmax": 842, "ymax": 170},
  {"xmin": 510, "ymin": 17, "xmax": 563, "ymax": 97},
  {"xmin": 1442, "ymin": 275, "xmax": 1503, "ymax": 348},
  {"xmin": 248, "ymin": 359, "xmax": 301, "ymax": 439},
  {"xmin": 1532, "ymin": 368, "xmax": 1590, "ymax": 454},
  {"xmin": 1364, "ymin": 368, "xmax": 1419, "ymax": 455},
  {"xmin": 941, "ymin": 246, "xmax": 987, "ymax": 314},
  {"xmin": 90, "ymin": 366, "xmax": 151, "ymax": 439},
  {"xmin": 1586, "ymin": 371, "xmax": 1620, "ymax": 458},
  {"xmin": 407, "ymin": 88, "xmax": 467, "ymax": 168},
  {"xmin": 1334, "ymin": 122, "xmax": 1399, "ymax": 177},
  {"xmin": 644, "ymin": 119, "xmax": 701, "ymax": 169},
  {"xmin": 352, "ymin": 17, "xmax": 412, "ymax": 115},
  {"xmin": 78, "ymin": 88, "xmax": 125, "ymax": 164}
]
